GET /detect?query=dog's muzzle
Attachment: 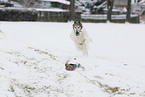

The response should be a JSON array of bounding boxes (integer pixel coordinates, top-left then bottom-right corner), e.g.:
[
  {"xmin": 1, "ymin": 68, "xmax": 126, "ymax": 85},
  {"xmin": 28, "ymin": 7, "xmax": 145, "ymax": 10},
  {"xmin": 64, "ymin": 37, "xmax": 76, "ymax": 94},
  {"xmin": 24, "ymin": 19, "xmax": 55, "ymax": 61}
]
[{"xmin": 75, "ymin": 31, "xmax": 80, "ymax": 36}]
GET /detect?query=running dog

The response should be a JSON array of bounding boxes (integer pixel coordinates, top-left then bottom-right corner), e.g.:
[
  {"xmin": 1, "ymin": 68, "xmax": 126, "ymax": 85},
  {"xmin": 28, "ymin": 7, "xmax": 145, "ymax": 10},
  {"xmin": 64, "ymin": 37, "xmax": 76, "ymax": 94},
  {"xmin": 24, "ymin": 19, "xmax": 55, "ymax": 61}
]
[{"xmin": 70, "ymin": 21, "xmax": 92, "ymax": 56}]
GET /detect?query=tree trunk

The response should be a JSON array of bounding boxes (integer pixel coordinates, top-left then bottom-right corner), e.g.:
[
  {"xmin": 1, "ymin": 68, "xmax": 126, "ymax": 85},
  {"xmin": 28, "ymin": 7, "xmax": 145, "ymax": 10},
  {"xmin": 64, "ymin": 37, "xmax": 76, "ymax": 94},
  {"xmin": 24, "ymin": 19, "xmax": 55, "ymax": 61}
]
[
  {"xmin": 69, "ymin": 0, "xmax": 75, "ymax": 21},
  {"xmin": 126, "ymin": 0, "xmax": 131, "ymax": 22},
  {"xmin": 107, "ymin": 0, "xmax": 114, "ymax": 22},
  {"xmin": 107, "ymin": 0, "xmax": 111, "ymax": 9}
]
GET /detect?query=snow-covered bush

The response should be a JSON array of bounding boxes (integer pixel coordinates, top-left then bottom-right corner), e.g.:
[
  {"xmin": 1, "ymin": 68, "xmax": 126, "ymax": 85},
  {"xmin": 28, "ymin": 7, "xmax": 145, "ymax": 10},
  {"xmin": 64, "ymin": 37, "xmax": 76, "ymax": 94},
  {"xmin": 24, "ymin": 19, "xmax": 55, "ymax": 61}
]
[
  {"xmin": 12, "ymin": 0, "xmax": 40, "ymax": 8},
  {"xmin": 0, "ymin": 8, "xmax": 38, "ymax": 21},
  {"xmin": 75, "ymin": 0, "xmax": 105, "ymax": 14}
]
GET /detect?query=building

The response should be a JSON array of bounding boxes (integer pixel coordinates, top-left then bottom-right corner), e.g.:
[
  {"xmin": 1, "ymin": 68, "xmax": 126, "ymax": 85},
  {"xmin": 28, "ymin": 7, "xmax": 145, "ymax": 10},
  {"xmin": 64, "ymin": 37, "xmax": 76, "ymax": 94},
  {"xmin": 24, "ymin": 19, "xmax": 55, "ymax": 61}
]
[{"xmin": 36, "ymin": 0, "xmax": 70, "ymax": 9}]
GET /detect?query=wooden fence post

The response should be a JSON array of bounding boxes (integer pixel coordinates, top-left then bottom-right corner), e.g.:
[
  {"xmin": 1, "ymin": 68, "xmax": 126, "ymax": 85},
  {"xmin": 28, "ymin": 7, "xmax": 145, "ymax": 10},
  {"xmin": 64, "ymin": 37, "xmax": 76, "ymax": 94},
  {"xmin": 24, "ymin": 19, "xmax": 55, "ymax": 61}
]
[
  {"xmin": 69, "ymin": 0, "xmax": 75, "ymax": 21},
  {"xmin": 126, "ymin": 0, "xmax": 131, "ymax": 22}
]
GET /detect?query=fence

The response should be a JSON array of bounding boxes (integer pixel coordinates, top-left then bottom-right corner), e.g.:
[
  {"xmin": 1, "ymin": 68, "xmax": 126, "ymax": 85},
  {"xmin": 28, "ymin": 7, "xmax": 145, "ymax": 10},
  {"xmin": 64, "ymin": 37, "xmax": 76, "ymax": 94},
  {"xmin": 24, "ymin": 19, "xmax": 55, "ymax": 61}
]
[
  {"xmin": 36, "ymin": 9, "xmax": 69, "ymax": 22},
  {"xmin": 0, "ymin": 0, "xmax": 140, "ymax": 23},
  {"xmin": 80, "ymin": 0, "xmax": 140, "ymax": 23}
]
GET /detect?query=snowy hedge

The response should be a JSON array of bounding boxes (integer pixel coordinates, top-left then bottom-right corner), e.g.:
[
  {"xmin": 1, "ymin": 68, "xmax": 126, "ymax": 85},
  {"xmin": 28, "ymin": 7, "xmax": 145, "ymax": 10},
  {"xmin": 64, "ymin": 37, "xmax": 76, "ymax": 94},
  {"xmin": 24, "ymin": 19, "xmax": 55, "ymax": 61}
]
[{"xmin": 0, "ymin": 8, "xmax": 38, "ymax": 21}]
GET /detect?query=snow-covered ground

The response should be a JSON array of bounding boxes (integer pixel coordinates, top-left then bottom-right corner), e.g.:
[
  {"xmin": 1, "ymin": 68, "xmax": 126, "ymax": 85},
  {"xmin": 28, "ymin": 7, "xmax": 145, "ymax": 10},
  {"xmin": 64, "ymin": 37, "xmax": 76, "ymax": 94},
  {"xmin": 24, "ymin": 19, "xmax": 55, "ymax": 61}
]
[{"xmin": 0, "ymin": 22, "xmax": 145, "ymax": 97}]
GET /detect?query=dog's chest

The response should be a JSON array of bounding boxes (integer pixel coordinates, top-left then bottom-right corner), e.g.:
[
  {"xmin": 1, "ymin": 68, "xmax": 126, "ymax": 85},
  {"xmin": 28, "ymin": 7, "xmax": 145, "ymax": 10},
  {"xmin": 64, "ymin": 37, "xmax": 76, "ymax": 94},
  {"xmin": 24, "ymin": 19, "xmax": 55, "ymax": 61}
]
[
  {"xmin": 73, "ymin": 31, "xmax": 85, "ymax": 43},
  {"xmin": 76, "ymin": 34, "xmax": 84, "ymax": 42}
]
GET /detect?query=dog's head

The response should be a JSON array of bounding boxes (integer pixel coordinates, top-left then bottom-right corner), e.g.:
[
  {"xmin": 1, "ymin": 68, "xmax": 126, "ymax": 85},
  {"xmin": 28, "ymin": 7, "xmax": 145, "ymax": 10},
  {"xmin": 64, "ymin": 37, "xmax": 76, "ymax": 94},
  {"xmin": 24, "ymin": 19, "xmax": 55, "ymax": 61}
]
[{"xmin": 73, "ymin": 21, "xmax": 83, "ymax": 36}]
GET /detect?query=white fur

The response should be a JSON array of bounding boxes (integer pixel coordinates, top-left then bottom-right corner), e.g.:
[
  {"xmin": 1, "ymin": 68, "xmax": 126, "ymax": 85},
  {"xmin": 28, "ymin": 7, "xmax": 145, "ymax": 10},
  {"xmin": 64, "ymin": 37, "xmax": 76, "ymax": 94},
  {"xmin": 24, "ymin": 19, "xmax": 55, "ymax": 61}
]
[{"xmin": 70, "ymin": 28, "xmax": 91, "ymax": 56}]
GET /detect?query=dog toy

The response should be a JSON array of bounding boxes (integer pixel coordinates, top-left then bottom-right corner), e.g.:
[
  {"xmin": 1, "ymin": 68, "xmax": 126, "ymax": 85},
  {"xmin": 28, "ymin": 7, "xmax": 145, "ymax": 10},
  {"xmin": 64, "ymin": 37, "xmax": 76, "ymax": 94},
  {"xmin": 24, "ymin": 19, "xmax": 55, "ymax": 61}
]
[{"xmin": 65, "ymin": 58, "xmax": 85, "ymax": 71}]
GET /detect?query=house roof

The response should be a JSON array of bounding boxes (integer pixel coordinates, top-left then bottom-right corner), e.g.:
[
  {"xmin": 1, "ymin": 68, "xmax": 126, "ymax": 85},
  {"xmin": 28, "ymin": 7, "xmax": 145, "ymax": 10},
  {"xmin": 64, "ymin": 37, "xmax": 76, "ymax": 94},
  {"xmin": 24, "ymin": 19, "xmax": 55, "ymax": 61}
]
[{"xmin": 41, "ymin": 0, "xmax": 70, "ymax": 5}]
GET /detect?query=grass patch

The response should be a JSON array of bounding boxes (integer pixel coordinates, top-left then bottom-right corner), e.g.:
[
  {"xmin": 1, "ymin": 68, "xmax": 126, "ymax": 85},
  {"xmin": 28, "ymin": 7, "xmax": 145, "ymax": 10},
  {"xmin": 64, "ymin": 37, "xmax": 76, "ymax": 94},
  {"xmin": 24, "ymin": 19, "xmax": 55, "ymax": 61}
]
[
  {"xmin": 96, "ymin": 81, "xmax": 130, "ymax": 95},
  {"xmin": 56, "ymin": 73, "xmax": 69, "ymax": 81},
  {"xmin": 29, "ymin": 47, "xmax": 56, "ymax": 60}
]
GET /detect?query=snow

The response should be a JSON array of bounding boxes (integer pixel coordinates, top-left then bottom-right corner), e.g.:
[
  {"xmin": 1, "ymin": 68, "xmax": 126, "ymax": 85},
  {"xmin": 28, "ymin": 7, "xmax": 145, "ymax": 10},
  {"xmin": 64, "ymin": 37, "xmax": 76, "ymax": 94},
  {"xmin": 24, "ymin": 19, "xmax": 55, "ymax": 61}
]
[
  {"xmin": 41, "ymin": 0, "xmax": 70, "ymax": 5},
  {"xmin": 139, "ymin": 0, "xmax": 145, "ymax": 4},
  {"xmin": 0, "ymin": 7, "xmax": 36, "ymax": 11},
  {"xmin": 0, "ymin": 22, "xmax": 145, "ymax": 97},
  {"xmin": 35, "ymin": 8, "xmax": 69, "ymax": 12},
  {"xmin": 0, "ymin": 0, "xmax": 8, "ymax": 2},
  {"xmin": 11, "ymin": 1, "xmax": 24, "ymax": 8}
]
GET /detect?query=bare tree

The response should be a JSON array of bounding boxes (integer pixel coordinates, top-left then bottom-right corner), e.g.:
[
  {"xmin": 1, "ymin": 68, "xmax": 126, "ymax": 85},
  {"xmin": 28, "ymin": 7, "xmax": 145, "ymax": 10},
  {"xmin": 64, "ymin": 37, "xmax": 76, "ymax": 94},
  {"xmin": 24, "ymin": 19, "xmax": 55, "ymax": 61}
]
[
  {"xmin": 23, "ymin": 0, "xmax": 37, "ymax": 8},
  {"xmin": 12, "ymin": 0, "xmax": 40, "ymax": 8},
  {"xmin": 107, "ymin": 0, "xmax": 114, "ymax": 22},
  {"xmin": 126, "ymin": 0, "xmax": 131, "ymax": 22},
  {"xmin": 69, "ymin": 0, "xmax": 75, "ymax": 20}
]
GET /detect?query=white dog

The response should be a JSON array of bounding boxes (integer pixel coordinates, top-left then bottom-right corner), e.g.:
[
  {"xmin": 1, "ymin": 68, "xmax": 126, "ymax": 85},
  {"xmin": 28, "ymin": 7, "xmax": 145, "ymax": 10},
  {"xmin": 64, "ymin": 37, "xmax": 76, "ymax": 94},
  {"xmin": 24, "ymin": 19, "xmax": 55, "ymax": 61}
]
[{"xmin": 70, "ymin": 21, "xmax": 92, "ymax": 56}]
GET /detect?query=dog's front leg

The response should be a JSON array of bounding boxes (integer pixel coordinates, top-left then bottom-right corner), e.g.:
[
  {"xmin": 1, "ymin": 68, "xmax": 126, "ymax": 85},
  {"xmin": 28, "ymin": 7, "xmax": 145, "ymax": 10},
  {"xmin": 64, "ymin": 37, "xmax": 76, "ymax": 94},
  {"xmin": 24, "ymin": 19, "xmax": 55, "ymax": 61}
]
[
  {"xmin": 83, "ymin": 43, "xmax": 88, "ymax": 56},
  {"xmin": 83, "ymin": 47, "xmax": 88, "ymax": 56},
  {"xmin": 79, "ymin": 39, "xmax": 86, "ymax": 45}
]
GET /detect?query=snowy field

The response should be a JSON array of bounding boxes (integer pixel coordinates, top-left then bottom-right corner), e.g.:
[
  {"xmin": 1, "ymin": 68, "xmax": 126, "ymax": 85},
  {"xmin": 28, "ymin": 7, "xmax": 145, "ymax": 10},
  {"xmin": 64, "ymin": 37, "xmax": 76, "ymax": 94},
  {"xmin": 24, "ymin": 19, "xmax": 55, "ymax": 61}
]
[{"xmin": 0, "ymin": 22, "xmax": 145, "ymax": 97}]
